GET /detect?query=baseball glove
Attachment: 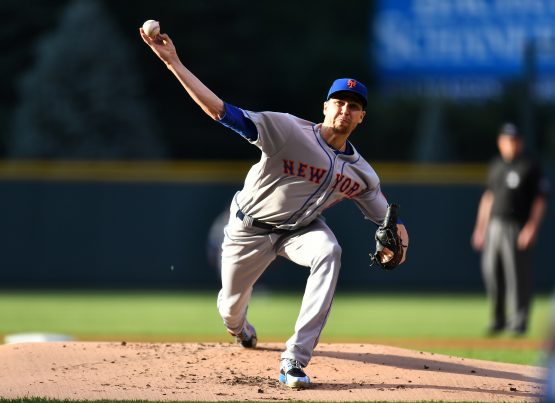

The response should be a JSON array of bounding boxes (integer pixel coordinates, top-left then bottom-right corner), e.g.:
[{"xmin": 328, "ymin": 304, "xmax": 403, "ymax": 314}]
[{"xmin": 370, "ymin": 204, "xmax": 405, "ymax": 270}]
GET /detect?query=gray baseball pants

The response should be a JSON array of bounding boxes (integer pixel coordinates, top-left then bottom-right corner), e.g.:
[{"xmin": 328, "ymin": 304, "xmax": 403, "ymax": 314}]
[
  {"xmin": 217, "ymin": 204, "xmax": 341, "ymax": 367},
  {"xmin": 481, "ymin": 217, "xmax": 533, "ymax": 333}
]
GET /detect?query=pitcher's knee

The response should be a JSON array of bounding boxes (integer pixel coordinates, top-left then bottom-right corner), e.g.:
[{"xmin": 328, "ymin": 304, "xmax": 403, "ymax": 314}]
[
  {"xmin": 325, "ymin": 242, "xmax": 342, "ymax": 259},
  {"xmin": 312, "ymin": 242, "xmax": 342, "ymax": 266}
]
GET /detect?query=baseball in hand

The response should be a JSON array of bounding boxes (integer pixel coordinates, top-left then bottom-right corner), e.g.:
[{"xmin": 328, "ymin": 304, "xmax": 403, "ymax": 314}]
[{"xmin": 142, "ymin": 20, "xmax": 160, "ymax": 38}]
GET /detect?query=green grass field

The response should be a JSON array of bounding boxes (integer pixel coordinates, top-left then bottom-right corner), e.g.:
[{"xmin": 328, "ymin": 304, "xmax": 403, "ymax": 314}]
[{"xmin": 0, "ymin": 290, "xmax": 552, "ymax": 366}]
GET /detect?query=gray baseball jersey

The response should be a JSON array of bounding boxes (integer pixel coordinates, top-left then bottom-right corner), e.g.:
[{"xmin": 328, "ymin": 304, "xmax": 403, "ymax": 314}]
[
  {"xmin": 217, "ymin": 108, "xmax": 389, "ymax": 367},
  {"xmin": 236, "ymin": 110, "xmax": 389, "ymax": 228}
]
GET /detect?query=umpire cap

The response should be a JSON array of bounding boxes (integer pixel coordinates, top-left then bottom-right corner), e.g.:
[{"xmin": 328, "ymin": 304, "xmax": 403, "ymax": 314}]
[{"xmin": 499, "ymin": 122, "xmax": 520, "ymax": 137}]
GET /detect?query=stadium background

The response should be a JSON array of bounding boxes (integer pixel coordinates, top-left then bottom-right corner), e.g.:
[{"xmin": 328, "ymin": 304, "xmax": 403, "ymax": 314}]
[{"xmin": 1, "ymin": 0, "xmax": 554, "ymax": 292}]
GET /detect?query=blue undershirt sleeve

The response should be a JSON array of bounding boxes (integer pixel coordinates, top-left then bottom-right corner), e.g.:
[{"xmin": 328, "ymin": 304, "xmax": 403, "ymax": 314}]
[{"xmin": 217, "ymin": 102, "xmax": 258, "ymax": 141}]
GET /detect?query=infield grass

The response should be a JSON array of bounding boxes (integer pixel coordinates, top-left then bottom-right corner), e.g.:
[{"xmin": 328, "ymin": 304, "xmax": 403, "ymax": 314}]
[{"xmin": 0, "ymin": 290, "xmax": 551, "ymax": 366}]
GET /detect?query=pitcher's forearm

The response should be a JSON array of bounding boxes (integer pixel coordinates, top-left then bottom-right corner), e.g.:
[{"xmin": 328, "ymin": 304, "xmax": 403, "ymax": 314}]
[{"xmin": 167, "ymin": 62, "xmax": 225, "ymax": 120}]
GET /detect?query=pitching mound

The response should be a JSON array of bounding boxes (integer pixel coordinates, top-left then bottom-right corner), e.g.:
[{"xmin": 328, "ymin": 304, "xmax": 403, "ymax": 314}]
[{"xmin": 0, "ymin": 341, "xmax": 546, "ymax": 401}]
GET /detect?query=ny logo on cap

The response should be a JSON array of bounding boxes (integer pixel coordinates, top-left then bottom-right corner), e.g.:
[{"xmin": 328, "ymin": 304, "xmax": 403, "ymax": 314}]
[{"xmin": 347, "ymin": 79, "xmax": 357, "ymax": 88}]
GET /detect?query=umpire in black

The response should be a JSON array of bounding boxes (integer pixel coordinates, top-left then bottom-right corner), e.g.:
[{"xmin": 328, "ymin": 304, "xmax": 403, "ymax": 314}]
[{"xmin": 471, "ymin": 123, "xmax": 550, "ymax": 336}]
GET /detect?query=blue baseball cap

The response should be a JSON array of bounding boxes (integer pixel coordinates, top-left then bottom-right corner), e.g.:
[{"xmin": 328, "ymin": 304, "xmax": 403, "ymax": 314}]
[{"xmin": 327, "ymin": 78, "xmax": 368, "ymax": 108}]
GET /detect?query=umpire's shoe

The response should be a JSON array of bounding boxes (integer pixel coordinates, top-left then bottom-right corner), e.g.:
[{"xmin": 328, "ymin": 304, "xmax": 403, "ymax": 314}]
[
  {"xmin": 230, "ymin": 321, "xmax": 257, "ymax": 348},
  {"xmin": 279, "ymin": 359, "xmax": 311, "ymax": 389}
]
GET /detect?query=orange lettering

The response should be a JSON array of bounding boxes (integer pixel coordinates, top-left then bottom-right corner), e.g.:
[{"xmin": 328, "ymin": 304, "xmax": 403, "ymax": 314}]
[
  {"xmin": 297, "ymin": 162, "xmax": 308, "ymax": 177},
  {"xmin": 283, "ymin": 159, "xmax": 294, "ymax": 175},
  {"xmin": 339, "ymin": 178, "xmax": 352, "ymax": 192},
  {"xmin": 345, "ymin": 182, "xmax": 360, "ymax": 197},
  {"xmin": 309, "ymin": 166, "xmax": 327, "ymax": 184},
  {"xmin": 332, "ymin": 174, "xmax": 344, "ymax": 189}
]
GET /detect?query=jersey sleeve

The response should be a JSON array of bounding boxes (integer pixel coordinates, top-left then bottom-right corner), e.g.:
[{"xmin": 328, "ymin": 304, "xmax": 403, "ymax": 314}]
[
  {"xmin": 353, "ymin": 184, "xmax": 389, "ymax": 225},
  {"xmin": 218, "ymin": 102, "xmax": 258, "ymax": 141},
  {"xmin": 217, "ymin": 104, "xmax": 295, "ymax": 156},
  {"xmin": 242, "ymin": 111, "xmax": 295, "ymax": 156}
]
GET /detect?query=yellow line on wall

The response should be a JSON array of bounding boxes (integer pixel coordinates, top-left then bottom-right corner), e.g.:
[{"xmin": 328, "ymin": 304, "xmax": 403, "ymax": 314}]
[
  {"xmin": 0, "ymin": 161, "xmax": 487, "ymax": 185},
  {"xmin": 376, "ymin": 163, "xmax": 487, "ymax": 185}
]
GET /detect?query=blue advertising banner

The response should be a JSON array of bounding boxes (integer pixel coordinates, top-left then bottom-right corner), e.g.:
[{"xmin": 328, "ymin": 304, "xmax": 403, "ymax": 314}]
[{"xmin": 374, "ymin": 0, "xmax": 555, "ymax": 88}]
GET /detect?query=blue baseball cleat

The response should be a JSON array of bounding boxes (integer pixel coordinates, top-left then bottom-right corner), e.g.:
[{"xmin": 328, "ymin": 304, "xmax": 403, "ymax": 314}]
[{"xmin": 279, "ymin": 358, "xmax": 311, "ymax": 389}]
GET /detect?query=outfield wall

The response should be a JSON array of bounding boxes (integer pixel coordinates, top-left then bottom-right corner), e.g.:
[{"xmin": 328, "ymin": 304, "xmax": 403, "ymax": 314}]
[{"xmin": 1, "ymin": 161, "xmax": 553, "ymax": 292}]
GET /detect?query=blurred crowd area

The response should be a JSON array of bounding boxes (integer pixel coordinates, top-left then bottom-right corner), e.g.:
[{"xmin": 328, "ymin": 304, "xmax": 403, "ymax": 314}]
[{"xmin": 1, "ymin": 0, "xmax": 555, "ymax": 163}]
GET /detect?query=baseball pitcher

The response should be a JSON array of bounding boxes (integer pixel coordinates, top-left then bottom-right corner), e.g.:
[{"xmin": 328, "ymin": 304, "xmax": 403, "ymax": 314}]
[{"xmin": 141, "ymin": 26, "xmax": 409, "ymax": 389}]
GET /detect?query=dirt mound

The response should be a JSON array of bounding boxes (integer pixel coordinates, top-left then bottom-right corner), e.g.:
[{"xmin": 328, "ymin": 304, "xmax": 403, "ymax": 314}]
[{"xmin": 0, "ymin": 342, "xmax": 546, "ymax": 401}]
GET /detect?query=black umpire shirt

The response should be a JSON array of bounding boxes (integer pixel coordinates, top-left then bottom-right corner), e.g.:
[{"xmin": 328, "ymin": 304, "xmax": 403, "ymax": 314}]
[{"xmin": 487, "ymin": 154, "xmax": 548, "ymax": 226}]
